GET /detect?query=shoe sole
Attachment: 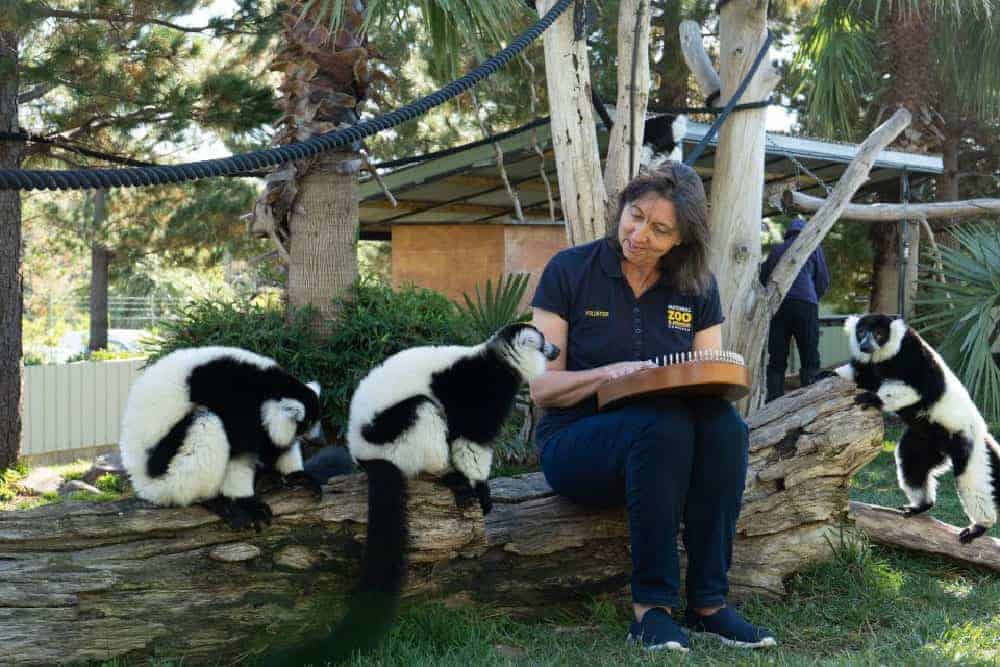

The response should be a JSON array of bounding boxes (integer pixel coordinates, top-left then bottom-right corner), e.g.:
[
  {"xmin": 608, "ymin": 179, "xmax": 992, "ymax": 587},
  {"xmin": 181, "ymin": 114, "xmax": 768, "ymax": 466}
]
[
  {"xmin": 626, "ymin": 633, "xmax": 690, "ymax": 653},
  {"xmin": 691, "ymin": 630, "xmax": 777, "ymax": 649}
]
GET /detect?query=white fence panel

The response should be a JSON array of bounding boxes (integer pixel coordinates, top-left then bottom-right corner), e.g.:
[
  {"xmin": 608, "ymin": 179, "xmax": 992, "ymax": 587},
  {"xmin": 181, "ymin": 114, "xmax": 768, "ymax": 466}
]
[{"xmin": 21, "ymin": 358, "xmax": 146, "ymax": 462}]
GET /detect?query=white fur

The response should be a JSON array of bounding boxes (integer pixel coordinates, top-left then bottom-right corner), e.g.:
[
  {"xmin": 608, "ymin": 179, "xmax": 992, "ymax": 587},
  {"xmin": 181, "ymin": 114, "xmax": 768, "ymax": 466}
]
[
  {"xmin": 451, "ymin": 439, "xmax": 494, "ymax": 483},
  {"xmin": 670, "ymin": 114, "xmax": 687, "ymax": 162},
  {"xmin": 834, "ymin": 363, "xmax": 855, "ymax": 381},
  {"xmin": 276, "ymin": 441, "xmax": 305, "ymax": 475},
  {"xmin": 956, "ymin": 435, "xmax": 999, "ymax": 527},
  {"xmin": 119, "ymin": 346, "xmax": 312, "ymax": 507},
  {"xmin": 348, "ymin": 329, "xmax": 549, "ymax": 480},
  {"xmin": 124, "ymin": 409, "xmax": 230, "ymax": 506},
  {"xmin": 221, "ymin": 455, "xmax": 257, "ymax": 499},
  {"xmin": 262, "ymin": 398, "xmax": 304, "ymax": 447},
  {"xmin": 877, "ymin": 381, "xmax": 922, "ymax": 413},
  {"xmin": 845, "ymin": 316, "xmax": 996, "ymax": 532}
]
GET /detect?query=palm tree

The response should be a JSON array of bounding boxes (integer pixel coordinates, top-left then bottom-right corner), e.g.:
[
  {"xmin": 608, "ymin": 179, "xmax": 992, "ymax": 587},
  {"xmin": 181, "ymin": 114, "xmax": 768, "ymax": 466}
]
[
  {"xmin": 254, "ymin": 0, "xmax": 528, "ymax": 328},
  {"xmin": 793, "ymin": 0, "xmax": 1000, "ymax": 313}
]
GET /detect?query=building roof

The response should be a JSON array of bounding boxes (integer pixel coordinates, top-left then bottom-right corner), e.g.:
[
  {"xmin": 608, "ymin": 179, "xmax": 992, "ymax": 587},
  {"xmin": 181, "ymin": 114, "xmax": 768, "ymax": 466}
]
[{"xmin": 358, "ymin": 117, "xmax": 943, "ymax": 240}]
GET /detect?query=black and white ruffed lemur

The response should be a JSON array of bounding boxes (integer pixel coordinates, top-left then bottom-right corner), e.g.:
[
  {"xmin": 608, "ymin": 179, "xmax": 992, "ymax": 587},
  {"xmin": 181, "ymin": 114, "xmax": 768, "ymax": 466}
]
[
  {"xmin": 262, "ymin": 323, "xmax": 559, "ymax": 665},
  {"xmin": 119, "ymin": 346, "xmax": 324, "ymax": 531},
  {"xmin": 835, "ymin": 314, "xmax": 1000, "ymax": 543}
]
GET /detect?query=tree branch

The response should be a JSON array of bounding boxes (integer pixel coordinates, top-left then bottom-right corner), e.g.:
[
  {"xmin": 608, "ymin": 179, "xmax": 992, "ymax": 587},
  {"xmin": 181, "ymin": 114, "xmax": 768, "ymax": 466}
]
[
  {"xmin": 679, "ymin": 20, "xmax": 722, "ymax": 103},
  {"xmin": 783, "ymin": 190, "xmax": 1000, "ymax": 221},
  {"xmin": 17, "ymin": 82, "xmax": 54, "ymax": 104},
  {"xmin": 764, "ymin": 108, "xmax": 912, "ymax": 316},
  {"xmin": 30, "ymin": 4, "xmax": 231, "ymax": 34},
  {"xmin": 850, "ymin": 501, "xmax": 1000, "ymax": 572}
]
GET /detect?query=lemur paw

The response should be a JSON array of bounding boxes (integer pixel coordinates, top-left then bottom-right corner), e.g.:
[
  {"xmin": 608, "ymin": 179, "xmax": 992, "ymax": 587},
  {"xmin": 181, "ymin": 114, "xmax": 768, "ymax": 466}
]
[
  {"xmin": 440, "ymin": 472, "xmax": 478, "ymax": 510},
  {"xmin": 854, "ymin": 392, "xmax": 883, "ymax": 410},
  {"xmin": 202, "ymin": 496, "xmax": 273, "ymax": 532},
  {"xmin": 959, "ymin": 524, "xmax": 988, "ymax": 544},
  {"xmin": 900, "ymin": 502, "xmax": 933, "ymax": 517},
  {"xmin": 475, "ymin": 481, "xmax": 493, "ymax": 515},
  {"xmin": 282, "ymin": 470, "xmax": 323, "ymax": 500}
]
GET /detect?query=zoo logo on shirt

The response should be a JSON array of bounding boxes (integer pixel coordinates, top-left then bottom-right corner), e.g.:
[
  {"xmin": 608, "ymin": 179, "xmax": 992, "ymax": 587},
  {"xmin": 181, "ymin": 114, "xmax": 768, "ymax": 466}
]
[{"xmin": 666, "ymin": 305, "xmax": 693, "ymax": 332}]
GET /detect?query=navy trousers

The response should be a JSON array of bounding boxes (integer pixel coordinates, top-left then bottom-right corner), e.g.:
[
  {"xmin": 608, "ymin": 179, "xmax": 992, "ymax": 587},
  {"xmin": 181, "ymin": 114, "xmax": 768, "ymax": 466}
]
[
  {"xmin": 539, "ymin": 397, "xmax": 748, "ymax": 609},
  {"xmin": 766, "ymin": 298, "xmax": 821, "ymax": 402}
]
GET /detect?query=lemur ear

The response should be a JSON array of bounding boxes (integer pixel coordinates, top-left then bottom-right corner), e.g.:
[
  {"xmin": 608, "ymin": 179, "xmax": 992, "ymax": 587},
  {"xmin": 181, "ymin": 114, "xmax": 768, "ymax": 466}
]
[
  {"xmin": 306, "ymin": 380, "xmax": 321, "ymax": 397},
  {"xmin": 844, "ymin": 314, "xmax": 860, "ymax": 334},
  {"xmin": 280, "ymin": 398, "xmax": 306, "ymax": 423}
]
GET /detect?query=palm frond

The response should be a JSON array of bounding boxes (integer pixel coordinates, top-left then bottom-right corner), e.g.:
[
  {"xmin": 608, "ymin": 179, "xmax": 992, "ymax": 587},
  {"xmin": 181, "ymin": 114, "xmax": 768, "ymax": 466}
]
[
  {"xmin": 454, "ymin": 273, "xmax": 532, "ymax": 341},
  {"xmin": 914, "ymin": 223, "xmax": 1000, "ymax": 422},
  {"xmin": 793, "ymin": 1, "xmax": 877, "ymax": 140}
]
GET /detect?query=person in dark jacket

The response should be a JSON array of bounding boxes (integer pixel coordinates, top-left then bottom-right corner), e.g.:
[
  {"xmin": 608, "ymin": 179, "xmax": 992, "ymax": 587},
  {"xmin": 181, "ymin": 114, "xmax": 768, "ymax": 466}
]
[{"xmin": 759, "ymin": 216, "xmax": 830, "ymax": 402}]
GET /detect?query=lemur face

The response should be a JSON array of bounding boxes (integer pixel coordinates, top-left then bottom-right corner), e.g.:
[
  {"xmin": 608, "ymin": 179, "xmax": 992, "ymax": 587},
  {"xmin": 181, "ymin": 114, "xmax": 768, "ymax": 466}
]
[
  {"xmin": 845, "ymin": 314, "xmax": 906, "ymax": 361},
  {"xmin": 493, "ymin": 323, "xmax": 560, "ymax": 380}
]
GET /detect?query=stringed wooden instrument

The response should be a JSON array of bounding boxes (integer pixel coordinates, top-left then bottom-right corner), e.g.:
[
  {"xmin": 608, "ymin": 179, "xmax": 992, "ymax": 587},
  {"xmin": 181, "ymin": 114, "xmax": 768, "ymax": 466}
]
[{"xmin": 596, "ymin": 350, "xmax": 750, "ymax": 411}]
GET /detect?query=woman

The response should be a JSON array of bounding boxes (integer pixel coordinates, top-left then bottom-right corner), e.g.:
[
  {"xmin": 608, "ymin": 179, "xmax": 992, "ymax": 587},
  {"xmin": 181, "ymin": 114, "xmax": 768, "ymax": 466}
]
[{"xmin": 529, "ymin": 163, "xmax": 775, "ymax": 652}]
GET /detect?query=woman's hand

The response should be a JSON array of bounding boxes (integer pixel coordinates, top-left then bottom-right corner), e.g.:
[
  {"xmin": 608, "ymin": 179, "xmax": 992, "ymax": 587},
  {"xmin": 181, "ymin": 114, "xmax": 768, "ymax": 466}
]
[{"xmin": 603, "ymin": 360, "xmax": 657, "ymax": 381}]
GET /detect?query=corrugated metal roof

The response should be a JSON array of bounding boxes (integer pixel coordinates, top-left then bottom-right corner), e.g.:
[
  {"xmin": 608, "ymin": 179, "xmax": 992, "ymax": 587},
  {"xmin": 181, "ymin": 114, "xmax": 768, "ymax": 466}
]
[{"xmin": 358, "ymin": 117, "xmax": 943, "ymax": 238}]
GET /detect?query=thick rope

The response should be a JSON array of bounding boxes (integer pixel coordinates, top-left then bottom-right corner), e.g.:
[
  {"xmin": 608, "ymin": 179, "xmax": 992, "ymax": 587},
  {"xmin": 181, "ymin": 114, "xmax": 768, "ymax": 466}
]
[{"xmin": 0, "ymin": 0, "xmax": 573, "ymax": 192}]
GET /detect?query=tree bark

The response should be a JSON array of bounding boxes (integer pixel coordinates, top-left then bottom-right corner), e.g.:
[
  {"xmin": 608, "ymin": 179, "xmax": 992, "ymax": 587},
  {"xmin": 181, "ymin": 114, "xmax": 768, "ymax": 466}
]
[
  {"xmin": 850, "ymin": 501, "xmax": 1000, "ymax": 572},
  {"xmin": 536, "ymin": 0, "xmax": 607, "ymax": 245},
  {"xmin": 702, "ymin": 1, "xmax": 779, "ymax": 412},
  {"xmin": 0, "ymin": 379, "xmax": 883, "ymax": 666},
  {"xmin": 89, "ymin": 190, "xmax": 110, "ymax": 351},
  {"xmin": 0, "ymin": 31, "xmax": 22, "ymax": 471},
  {"xmin": 603, "ymin": 0, "xmax": 652, "ymax": 227},
  {"xmin": 287, "ymin": 153, "xmax": 359, "ymax": 329}
]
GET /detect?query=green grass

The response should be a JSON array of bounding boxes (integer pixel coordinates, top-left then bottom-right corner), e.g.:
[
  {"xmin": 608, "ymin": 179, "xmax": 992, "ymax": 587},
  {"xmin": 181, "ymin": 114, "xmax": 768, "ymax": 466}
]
[{"xmin": 336, "ymin": 429, "xmax": 1000, "ymax": 666}]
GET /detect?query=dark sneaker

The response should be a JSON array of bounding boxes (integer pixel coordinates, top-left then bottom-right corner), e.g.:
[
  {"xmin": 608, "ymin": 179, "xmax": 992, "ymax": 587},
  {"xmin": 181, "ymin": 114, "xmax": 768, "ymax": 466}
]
[
  {"xmin": 684, "ymin": 607, "xmax": 776, "ymax": 649},
  {"xmin": 627, "ymin": 608, "xmax": 690, "ymax": 652}
]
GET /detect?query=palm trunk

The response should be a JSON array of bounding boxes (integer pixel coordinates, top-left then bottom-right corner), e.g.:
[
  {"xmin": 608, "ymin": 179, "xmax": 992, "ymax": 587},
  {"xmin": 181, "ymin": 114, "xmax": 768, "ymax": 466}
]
[
  {"xmin": 88, "ymin": 190, "xmax": 110, "ymax": 351},
  {"xmin": 0, "ymin": 32, "xmax": 22, "ymax": 470},
  {"xmin": 869, "ymin": 1, "xmax": 937, "ymax": 316},
  {"xmin": 287, "ymin": 153, "xmax": 359, "ymax": 328}
]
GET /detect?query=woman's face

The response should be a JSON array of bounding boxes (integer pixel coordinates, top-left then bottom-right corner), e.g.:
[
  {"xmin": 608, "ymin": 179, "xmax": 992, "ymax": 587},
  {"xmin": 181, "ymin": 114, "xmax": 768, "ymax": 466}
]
[{"xmin": 618, "ymin": 193, "xmax": 681, "ymax": 267}]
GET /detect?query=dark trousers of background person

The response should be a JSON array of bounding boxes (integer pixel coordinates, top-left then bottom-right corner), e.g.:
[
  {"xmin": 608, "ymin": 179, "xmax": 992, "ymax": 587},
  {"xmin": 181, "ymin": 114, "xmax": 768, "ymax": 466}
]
[
  {"xmin": 539, "ymin": 397, "xmax": 749, "ymax": 611},
  {"xmin": 766, "ymin": 298, "xmax": 820, "ymax": 403}
]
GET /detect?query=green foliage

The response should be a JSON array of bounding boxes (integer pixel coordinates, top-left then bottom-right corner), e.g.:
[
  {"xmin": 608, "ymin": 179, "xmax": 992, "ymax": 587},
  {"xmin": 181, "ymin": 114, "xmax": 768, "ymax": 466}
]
[
  {"xmin": 95, "ymin": 473, "xmax": 129, "ymax": 495},
  {"xmin": 914, "ymin": 224, "xmax": 1000, "ymax": 422},
  {"xmin": 0, "ymin": 462, "xmax": 27, "ymax": 503},
  {"xmin": 149, "ymin": 282, "xmax": 464, "ymax": 441},
  {"xmin": 66, "ymin": 349, "xmax": 147, "ymax": 364},
  {"xmin": 453, "ymin": 273, "xmax": 532, "ymax": 341}
]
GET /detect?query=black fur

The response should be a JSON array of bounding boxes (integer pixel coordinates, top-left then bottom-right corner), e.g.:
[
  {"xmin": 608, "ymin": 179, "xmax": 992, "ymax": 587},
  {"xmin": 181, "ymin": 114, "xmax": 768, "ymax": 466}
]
[
  {"xmin": 361, "ymin": 395, "xmax": 436, "ymax": 445},
  {"xmin": 262, "ymin": 459, "xmax": 408, "ymax": 665},
  {"xmin": 186, "ymin": 357, "xmax": 320, "ymax": 467},
  {"xmin": 846, "ymin": 314, "xmax": 998, "ymax": 542},
  {"xmin": 430, "ymin": 347, "xmax": 521, "ymax": 446},
  {"xmin": 643, "ymin": 113, "xmax": 684, "ymax": 156},
  {"xmin": 147, "ymin": 411, "xmax": 197, "ymax": 478}
]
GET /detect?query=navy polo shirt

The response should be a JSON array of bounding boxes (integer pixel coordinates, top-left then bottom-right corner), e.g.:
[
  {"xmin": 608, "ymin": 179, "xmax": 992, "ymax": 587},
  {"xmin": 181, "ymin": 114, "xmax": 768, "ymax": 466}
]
[{"xmin": 531, "ymin": 238, "xmax": 724, "ymax": 444}]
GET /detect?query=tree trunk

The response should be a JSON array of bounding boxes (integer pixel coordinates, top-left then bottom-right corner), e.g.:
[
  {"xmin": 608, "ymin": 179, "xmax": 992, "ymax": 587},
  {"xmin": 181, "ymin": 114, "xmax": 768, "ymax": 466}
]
[
  {"xmin": 603, "ymin": 0, "xmax": 652, "ymax": 225},
  {"xmin": 536, "ymin": 0, "xmax": 607, "ymax": 245},
  {"xmin": 0, "ymin": 32, "xmax": 22, "ymax": 471},
  {"xmin": 705, "ymin": 1, "xmax": 780, "ymax": 411},
  {"xmin": 287, "ymin": 153, "xmax": 359, "ymax": 328},
  {"xmin": 89, "ymin": 190, "xmax": 110, "ymax": 351},
  {"xmin": 0, "ymin": 379, "xmax": 883, "ymax": 666},
  {"xmin": 869, "ymin": 220, "xmax": 900, "ymax": 314}
]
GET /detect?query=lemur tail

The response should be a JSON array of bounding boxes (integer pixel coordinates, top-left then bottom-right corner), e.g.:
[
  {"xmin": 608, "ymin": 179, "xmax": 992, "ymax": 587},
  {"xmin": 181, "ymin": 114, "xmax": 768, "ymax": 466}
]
[
  {"xmin": 261, "ymin": 459, "xmax": 408, "ymax": 665},
  {"xmin": 986, "ymin": 433, "xmax": 1000, "ymax": 512}
]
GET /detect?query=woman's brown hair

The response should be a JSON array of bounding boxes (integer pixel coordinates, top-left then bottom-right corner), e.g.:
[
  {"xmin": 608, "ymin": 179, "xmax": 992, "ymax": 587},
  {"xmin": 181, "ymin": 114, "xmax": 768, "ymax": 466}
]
[{"xmin": 608, "ymin": 161, "xmax": 712, "ymax": 294}]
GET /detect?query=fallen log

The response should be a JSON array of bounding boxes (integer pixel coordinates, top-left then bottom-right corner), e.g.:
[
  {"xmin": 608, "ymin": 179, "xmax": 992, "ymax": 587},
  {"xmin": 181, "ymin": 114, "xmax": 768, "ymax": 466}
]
[
  {"xmin": 0, "ymin": 379, "xmax": 882, "ymax": 666},
  {"xmin": 849, "ymin": 501, "xmax": 1000, "ymax": 572}
]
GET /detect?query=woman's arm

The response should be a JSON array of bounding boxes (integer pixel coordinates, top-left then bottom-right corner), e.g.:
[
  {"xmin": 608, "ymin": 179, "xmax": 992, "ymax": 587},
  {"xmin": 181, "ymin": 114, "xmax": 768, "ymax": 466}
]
[
  {"xmin": 693, "ymin": 324, "xmax": 722, "ymax": 352},
  {"xmin": 529, "ymin": 308, "xmax": 653, "ymax": 408}
]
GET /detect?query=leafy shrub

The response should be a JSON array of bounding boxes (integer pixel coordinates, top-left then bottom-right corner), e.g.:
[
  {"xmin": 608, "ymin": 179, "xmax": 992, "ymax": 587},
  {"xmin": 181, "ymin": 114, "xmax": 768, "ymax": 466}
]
[
  {"xmin": 149, "ymin": 281, "xmax": 464, "ymax": 441},
  {"xmin": 22, "ymin": 351, "xmax": 46, "ymax": 366},
  {"xmin": 66, "ymin": 349, "xmax": 147, "ymax": 363},
  {"xmin": 95, "ymin": 472, "xmax": 129, "ymax": 495}
]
